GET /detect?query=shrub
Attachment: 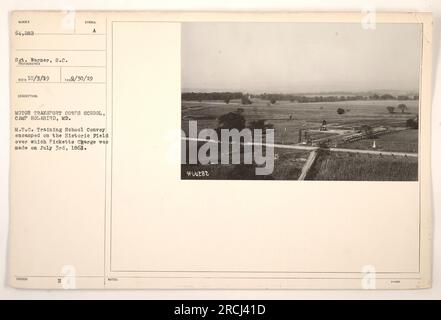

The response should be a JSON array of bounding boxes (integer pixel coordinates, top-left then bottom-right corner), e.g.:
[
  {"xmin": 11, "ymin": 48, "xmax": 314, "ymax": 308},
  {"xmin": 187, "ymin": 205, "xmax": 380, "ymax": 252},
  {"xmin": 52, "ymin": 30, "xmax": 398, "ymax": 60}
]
[
  {"xmin": 406, "ymin": 117, "xmax": 418, "ymax": 129},
  {"xmin": 241, "ymin": 94, "xmax": 252, "ymax": 105},
  {"xmin": 397, "ymin": 103, "xmax": 407, "ymax": 113},
  {"xmin": 337, "ymin": 108, "xmax": 345, "ymax": 115},
  {"xmin": 386, "ymin": 106, "xmax": 395, "ymax": 114}
]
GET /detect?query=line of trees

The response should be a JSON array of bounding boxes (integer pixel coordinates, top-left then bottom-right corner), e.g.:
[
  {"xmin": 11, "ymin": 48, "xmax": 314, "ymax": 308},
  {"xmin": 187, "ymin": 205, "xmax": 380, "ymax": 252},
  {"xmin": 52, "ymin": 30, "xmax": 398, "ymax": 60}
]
[
  {"xmin": 182, "ymin": 92, "xmax": 243, "ymax": 102},
  {"xmin": 259, "ymin": 93, "xmax": 418, "ymax": 102},
  {"xmin": 182, "ymin": 92, "xmax": 419, "ymax": 103}
]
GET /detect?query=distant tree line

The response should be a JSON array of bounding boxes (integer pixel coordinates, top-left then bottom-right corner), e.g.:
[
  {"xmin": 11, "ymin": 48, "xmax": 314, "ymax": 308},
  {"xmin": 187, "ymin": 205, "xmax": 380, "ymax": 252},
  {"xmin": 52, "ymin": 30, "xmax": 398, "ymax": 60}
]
[
  {"xmin": 257, "ymin": 93, "xmax": 418, "ymax": 103},
  {"xmin": 182, "ymin": 92, "xmax": 243, "ymax": 102},
  {"xmin": 182, "ymin": 92, "xmax": 419, "ymax": 103}
]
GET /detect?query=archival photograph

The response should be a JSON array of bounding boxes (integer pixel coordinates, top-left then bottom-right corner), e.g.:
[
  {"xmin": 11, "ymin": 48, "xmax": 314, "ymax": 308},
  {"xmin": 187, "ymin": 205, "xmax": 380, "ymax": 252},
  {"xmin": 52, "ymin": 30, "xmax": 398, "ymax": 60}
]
[{"xmin": 181, "ymin": 22, "xmax": 421, "ymax": 181}]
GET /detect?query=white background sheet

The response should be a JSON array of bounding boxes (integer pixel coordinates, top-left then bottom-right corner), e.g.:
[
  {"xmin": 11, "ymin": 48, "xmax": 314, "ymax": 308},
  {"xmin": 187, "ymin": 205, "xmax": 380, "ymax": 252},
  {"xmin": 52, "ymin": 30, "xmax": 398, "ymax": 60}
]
[{"xmin": 0, "ymin": 0, "xmax": 440, "ymax": 299}]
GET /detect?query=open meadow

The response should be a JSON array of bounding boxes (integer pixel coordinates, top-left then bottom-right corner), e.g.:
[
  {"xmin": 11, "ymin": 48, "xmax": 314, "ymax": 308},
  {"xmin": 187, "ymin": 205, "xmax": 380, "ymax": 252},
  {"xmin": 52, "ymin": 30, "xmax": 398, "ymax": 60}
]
[
  {"xmin": 182, "ymin": 99, "xmax": 419, "ymax": 147},
  {"xmin": 305, "ymin": 149, "xmax": 418, "ymax": 181},
  {"xmin": 181, "ymin": 98, "xmax": 419, "ymax": 181}
]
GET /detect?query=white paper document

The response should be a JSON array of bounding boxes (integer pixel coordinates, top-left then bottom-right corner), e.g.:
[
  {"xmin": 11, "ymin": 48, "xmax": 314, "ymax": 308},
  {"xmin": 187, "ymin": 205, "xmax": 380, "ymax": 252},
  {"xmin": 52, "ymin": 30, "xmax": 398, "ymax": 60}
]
[{"xmin": 8, "ymin": 11, "xmax": 432, "ymax": 289}]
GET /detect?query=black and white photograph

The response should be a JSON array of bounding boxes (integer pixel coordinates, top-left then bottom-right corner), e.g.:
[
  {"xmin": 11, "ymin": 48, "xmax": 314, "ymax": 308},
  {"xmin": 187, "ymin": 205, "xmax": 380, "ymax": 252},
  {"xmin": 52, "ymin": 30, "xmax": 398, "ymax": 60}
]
[
  {"xmin": 181, "ymin": 22, "xmax": 422, "ymax": 181},
  {"xmin": 2, "ymin": 6, "xmax": 438, "ymax": 297}
]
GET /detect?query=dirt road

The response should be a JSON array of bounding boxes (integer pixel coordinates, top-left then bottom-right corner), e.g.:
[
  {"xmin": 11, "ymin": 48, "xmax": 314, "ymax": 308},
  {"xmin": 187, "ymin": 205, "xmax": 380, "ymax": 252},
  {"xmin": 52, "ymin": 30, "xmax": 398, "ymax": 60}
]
[{"xmin": 182, "ymin": 137, "xmax": 418, "ymax": 157}]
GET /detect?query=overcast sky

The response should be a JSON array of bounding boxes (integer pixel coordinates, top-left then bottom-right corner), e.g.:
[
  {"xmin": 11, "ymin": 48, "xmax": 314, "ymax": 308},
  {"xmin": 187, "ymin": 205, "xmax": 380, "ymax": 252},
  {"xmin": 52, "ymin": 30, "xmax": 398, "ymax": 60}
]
[{"xmin": 182, "ymin": 22, "xmax": 422, "ymax": 94}]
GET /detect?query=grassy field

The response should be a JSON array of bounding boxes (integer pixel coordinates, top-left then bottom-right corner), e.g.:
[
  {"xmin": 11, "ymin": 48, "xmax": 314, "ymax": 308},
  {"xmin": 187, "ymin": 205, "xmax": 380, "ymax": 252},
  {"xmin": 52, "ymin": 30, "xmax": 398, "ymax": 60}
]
[
  {"xmin": 340, "ymin": 129, "xmax": 418, "ymax": 153},
  {"xmin": 305, "ymin": 150, "xmax": 418, "ymax": 181},
  {"xmin": 181, "ymin": 147, "xmax": 309, "ymax": 180},
  {"xmin": 181, "ymin": 98, "xmax": 419, "ymax": 181},
  {"xmin": 182, "ymin": 99, "xmax": 419, "ymax": 148}
]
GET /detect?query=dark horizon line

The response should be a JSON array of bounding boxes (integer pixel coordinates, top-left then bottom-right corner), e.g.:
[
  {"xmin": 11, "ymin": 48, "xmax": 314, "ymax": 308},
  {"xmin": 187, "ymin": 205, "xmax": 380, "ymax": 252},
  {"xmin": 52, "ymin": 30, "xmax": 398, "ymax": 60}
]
[{"xmin": 181, "ymin": 89, "xmax": 419, "ymax": 95}]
